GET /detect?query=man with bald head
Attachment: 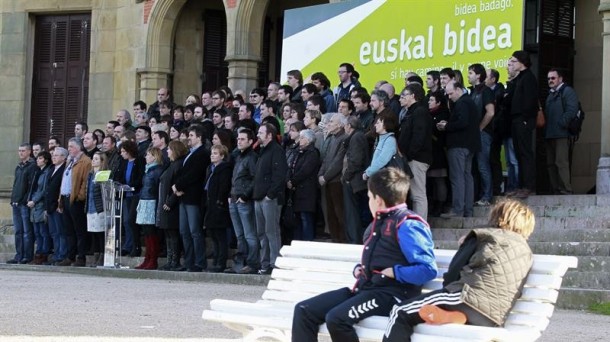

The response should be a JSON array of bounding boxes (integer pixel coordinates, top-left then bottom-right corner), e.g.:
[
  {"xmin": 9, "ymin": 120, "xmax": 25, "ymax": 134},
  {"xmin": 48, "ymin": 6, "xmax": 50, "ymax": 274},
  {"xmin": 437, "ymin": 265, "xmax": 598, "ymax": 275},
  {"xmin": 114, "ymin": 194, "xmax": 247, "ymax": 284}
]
[
  {"xmin": 147, "ymin": 87, "xmax": 174, "ymax": 121},
  {"xmin": 379, "ymin": 83, "xmax": 401, "ymax": 116}
]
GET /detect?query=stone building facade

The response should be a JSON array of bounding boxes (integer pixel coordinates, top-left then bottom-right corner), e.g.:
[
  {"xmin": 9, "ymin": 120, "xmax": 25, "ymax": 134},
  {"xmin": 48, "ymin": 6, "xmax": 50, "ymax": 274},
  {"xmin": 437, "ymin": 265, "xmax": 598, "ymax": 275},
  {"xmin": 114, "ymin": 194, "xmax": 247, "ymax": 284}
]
[{"xmin": 0, "ymin": 0, "xmax": 607, "ymax": 194}]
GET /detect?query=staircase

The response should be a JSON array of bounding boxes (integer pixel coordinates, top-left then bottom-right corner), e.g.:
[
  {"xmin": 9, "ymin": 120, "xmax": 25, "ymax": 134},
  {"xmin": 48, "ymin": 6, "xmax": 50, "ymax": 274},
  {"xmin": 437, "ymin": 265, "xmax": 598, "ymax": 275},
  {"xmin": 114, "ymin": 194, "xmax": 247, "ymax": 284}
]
[{"xmin": 428, "ymin": 194, "xmax": 610, "ymax": 310}]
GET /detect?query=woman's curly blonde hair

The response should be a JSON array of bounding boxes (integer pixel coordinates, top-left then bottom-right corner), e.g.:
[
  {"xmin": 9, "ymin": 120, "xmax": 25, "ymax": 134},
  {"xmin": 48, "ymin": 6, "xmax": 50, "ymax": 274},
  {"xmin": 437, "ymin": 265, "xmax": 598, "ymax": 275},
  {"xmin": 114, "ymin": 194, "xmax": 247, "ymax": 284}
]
[{"xmin": 488, "ymin": 199, "xmax": 535, "ymax": 239}]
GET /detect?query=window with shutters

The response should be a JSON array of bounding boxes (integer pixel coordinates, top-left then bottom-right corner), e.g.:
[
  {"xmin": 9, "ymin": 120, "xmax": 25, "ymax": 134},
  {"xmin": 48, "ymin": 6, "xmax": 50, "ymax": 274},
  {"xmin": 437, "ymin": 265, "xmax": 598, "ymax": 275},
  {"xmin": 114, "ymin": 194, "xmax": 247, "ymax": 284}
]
[
  {"xmin": 257, "ymin": 17, "xmax": 272, "ymax": 87},
  {"xmin": 30, "ymin": 14, "xmax": 91, "ymax": 146},
  {"xmin": 202, "ymin": 10, "xmax": 228, "ymax": 92},
  {"xmin": 539, "ymin": 0, "xmax": 575, "ymax": 93}
]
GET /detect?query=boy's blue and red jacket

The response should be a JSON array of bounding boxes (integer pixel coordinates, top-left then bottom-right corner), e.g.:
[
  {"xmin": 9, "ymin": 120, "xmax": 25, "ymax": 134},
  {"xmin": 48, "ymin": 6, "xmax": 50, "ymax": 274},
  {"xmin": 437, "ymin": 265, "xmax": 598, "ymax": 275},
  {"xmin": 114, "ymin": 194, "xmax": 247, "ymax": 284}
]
[{"xmin": 354, "ymin": 204, "xmax": 437, "ymax": 298}]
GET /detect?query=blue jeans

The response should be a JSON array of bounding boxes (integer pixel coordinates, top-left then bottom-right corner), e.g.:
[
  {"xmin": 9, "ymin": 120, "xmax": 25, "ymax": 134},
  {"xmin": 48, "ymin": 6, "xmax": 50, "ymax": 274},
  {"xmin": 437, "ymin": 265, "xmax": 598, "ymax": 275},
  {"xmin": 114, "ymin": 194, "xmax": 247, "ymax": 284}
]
[
  {"xmin": 47, "ymin": 210, "xmax": 66, "ymax": 261},
  {"xmin": 179, "ymin": 203, "xmax": 206, "ymax": 269},
  {"xmin": 229, "ymin": 200, "xmax": 259, "ymax": 268},
  {"xmin": 503, "ymin": 138, "xmax": 519, "ymax": 192},
  {"xmin": 447, "ymin": 148, "xmax": 474, "ymax": 217},
  {"xmin": 12, "ymin": 204, "xmax": 34, "ymax": 262},
  {"xmin": 294, "ymin": 212, "xmax": 315, "ymax": 241},
  {"xmin": 33, "ymin": 221, "xmax": 51, "ymax": 255},
  {"xmin": 254, "ymin": 198, "xmax": 282, "ymax": 269},
  {"xmin": 476, "ymin": 131, "xmax": 493, "ymax": 202}
]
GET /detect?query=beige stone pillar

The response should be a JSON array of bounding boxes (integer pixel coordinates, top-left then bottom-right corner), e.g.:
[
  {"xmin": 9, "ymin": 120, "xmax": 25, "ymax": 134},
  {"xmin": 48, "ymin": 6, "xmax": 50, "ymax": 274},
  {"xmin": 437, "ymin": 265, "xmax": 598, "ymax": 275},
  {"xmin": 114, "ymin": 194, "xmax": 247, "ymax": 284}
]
[
  {"xmin": 136, "ymin": 68, "xmax": 173, "ymax": 104},
  {"xmin": 224, "ymin": 0, "xmax": 269, "ymax": 93},
  {"xmin": 597, "ymin": 0, "xmax": 610, "ymax": 193}
]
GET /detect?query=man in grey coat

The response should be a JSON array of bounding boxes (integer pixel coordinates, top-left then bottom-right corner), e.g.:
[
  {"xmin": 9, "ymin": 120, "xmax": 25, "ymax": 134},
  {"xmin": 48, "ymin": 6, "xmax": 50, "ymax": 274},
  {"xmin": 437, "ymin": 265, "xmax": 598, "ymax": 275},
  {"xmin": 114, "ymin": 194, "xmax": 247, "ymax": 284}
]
[
  {"xmin": 341, "ymin": 116, "xmax": 371, "ymax": 244},
  {"xmin": 319, "ymin": 113, "xmax": 348, "ymax": 242},
  {"xmin": 544, "ymin": 68, "xmax": 579, "ymax": 194}
]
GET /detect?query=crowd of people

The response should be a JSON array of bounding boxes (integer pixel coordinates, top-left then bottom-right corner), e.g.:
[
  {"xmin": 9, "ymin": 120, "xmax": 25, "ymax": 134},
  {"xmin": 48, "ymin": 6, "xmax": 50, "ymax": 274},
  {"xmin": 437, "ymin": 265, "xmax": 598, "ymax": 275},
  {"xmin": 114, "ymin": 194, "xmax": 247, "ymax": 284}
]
[{"xmin": 9, "ymin": 49, "xmax": 579, "ymax": 276}]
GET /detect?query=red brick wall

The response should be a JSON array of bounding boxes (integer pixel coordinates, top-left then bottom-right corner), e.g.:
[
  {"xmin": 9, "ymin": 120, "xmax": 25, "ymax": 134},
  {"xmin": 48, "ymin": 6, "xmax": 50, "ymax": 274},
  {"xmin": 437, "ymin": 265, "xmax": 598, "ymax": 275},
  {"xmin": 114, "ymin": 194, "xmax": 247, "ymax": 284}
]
[{"xmin": 144, "ymin": 0, "xmax": 156, "ymax": 24}]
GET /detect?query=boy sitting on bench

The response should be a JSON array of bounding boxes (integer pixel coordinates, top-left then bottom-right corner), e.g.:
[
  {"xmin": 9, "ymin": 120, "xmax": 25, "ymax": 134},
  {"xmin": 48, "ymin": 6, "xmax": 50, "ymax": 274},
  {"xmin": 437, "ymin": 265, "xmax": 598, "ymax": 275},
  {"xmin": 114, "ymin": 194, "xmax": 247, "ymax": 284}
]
[
  {"xmin": 291, "ymin": 167, "xmax": 437, "ymax": 342},
  {"xmin": 383, "ymin": 199, "xmax": 535, "ymax": 341}
]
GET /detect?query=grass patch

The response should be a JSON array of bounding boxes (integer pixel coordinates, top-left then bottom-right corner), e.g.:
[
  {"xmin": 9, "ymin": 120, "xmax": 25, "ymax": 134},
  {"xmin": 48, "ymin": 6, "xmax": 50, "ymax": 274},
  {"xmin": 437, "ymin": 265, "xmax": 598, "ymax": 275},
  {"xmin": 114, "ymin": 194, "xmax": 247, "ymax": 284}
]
[{"xmin": 589, "ymin": 302, "xmax": 610, "ymax": 315}]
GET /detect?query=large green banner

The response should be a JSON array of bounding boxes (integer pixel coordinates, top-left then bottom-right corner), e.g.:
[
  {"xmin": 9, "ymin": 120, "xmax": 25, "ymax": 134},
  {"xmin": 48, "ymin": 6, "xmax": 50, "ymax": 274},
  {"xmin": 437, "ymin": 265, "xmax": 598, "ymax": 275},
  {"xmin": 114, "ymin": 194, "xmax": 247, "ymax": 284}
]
[{"xmin": 281, "ymin": 0, "xmax": 523, "ymax": 90}]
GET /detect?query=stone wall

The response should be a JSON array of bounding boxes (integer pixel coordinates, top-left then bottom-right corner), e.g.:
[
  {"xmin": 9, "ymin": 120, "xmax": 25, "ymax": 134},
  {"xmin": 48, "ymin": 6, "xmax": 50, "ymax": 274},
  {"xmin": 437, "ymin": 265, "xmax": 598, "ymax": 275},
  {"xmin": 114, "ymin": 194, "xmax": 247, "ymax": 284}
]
[{"xmin": 572, "ymin": 0, "xmax": 603, "ymax": 193}]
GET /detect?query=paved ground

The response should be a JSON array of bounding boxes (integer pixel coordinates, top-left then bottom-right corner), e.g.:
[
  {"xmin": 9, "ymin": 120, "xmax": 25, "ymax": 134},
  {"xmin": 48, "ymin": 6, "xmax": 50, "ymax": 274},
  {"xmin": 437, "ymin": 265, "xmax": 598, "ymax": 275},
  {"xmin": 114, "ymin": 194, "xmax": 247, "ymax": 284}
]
[{"xmin": 1, "ymin": 269, "xmax": 609, "ymax": 341}]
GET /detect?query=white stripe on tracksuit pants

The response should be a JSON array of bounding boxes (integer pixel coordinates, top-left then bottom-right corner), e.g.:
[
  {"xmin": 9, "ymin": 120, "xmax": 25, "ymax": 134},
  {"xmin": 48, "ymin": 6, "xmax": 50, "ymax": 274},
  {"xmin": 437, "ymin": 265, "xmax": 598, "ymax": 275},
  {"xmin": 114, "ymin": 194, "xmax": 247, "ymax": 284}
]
[{"xmin": 384, "ymin": 290, "xmax": 462, "ymax": 337}]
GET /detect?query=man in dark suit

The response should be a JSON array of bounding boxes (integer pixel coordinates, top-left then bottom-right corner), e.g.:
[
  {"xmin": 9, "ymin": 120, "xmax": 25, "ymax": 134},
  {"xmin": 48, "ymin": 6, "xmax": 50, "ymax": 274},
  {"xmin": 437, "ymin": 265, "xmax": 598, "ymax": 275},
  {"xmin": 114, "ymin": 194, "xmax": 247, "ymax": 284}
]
[
  {"xmin": 437, "ymin": 81, "xmax": 481, "ymax": 218},
  {"xmin": 45, "ymin": 147, "xmax": 67, "ymax": 264},
  {"xmin": 172, "ymin": 124, "xmax": 210, "ymax": 272}
]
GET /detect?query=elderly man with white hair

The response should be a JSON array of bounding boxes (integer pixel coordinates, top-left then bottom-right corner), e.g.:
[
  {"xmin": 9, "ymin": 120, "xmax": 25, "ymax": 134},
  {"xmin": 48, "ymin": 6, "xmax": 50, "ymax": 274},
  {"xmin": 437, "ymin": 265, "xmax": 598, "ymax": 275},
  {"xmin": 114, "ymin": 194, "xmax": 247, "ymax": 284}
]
[
  {"xmin": 46, "ymin": 147, "xmax": 68, "ymax": 265},
  {"xmin": 318, "ymin": 113, "xmax": 348, "ymax": 243}
]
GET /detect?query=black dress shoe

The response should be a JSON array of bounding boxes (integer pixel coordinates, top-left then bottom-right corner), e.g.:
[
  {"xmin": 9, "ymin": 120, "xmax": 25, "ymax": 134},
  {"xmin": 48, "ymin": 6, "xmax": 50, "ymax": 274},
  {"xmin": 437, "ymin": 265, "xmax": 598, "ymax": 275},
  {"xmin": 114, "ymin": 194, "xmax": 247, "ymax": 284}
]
[
  {"xmin": 6, "ymin": 259, "xmax": 18, "ymax": 264},
  {"xmin": 19, "ymin": 259, "xmax": 31, "ymax": 264},
  {"xmin": 121, "ymin": 250, "xmax": 130, "ymax": 257},
  {"xmin": 187, "ymin": 266, "xmax": 204, "ymax": 272},
  {"xmin": 172, "ymin": 266, "xmax": 187, "ymax": 272}
]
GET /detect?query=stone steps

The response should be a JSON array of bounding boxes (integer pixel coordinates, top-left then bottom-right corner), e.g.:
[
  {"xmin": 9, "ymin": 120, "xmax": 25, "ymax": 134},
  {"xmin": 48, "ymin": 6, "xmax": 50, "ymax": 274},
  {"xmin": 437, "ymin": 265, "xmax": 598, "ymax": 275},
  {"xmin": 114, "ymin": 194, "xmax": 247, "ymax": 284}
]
[
  {"xmin": 434, "ymin": 240, "xmax": 610, "ymax": 257},
  {"xmin": 562, "ymin": 271, "xmax": 610, "ymax": 289},
  {"xmin": 430, "ymin": 216, "xmax": 610, "ymax": 230},
  {"xmin": 557, "ymin": 288, "xmax": 610, "ymax": 310},
  {"xmin": 430, "ymin": 228, "xmax": 610, "ymax": 243}
]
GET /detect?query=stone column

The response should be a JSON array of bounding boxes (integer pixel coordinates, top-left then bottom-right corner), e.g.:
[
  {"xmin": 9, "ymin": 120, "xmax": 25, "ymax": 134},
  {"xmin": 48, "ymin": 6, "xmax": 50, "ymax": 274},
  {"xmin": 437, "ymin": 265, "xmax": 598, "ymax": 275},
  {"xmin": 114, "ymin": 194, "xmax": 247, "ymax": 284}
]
[
  {"xmin": 224, "ymin": 0, "xmax": 269, "ymax": 93},
  {"xmin": 137, "ymin": 68, "xmax": 173, "ymax": 104},
  {"xmin": 597, "ymin": 0, "xmax": 610, "ymax": 194}
]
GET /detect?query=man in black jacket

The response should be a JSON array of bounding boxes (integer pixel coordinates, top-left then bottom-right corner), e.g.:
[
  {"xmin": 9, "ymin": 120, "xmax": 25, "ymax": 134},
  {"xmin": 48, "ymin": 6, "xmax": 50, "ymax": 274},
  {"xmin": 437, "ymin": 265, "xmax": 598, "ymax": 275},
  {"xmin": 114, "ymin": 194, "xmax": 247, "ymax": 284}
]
[
  {"xmin": 46, "ymin": 147, "xmax": 67, "ymax": 264},
  {"xmin": 398, "ymin": 83, "xmax": 434, "ymax": 220},
  {"xmin": 8, "ymin": 143, "xmax": 37, "ymax": 264},
  {"xmin": 437, "ymin": 81, "xmax": 481, "ymax": 218},
  {"xmin": 172, "ymin": 125, "xmax": 210, "ymax": 272},
  {"xmin": 229, "ymin": 129, "xmax": 260, "ymax": 274},
  {"xmin": 508, "ymin": 50, "xmax": 538, "ymax": 198},
  {"xmin": 253, "ymin": 123, "xmax": 287, "ymax": 274}
]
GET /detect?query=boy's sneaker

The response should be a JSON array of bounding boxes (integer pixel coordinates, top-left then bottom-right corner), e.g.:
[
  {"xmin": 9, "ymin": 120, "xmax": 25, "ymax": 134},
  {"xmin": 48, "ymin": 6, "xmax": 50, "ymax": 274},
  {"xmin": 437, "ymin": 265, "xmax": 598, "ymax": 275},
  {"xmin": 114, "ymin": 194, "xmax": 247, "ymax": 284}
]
[{"xmin": 419, "ymin": 305, "xmax": 467, "ymax": 325}]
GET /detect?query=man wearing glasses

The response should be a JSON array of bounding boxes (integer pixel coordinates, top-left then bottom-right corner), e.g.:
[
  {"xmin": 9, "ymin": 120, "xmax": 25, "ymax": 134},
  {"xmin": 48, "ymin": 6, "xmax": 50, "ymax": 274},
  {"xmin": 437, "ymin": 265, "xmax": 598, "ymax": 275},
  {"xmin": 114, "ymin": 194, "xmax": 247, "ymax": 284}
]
[
  {"xmin": 544, "ymin": 68, "xmax": 579, "ymax": 195},
  {"xmin": 398, "ymin": 84, "xmax": 434, "ymax": 220},
  {"xmin": 334, "ymin": 63, "xmax": 356, "ymax": 105},
  {"xmin": 249, "ymin": 88, "xmax": 266, "ymax": 124}
]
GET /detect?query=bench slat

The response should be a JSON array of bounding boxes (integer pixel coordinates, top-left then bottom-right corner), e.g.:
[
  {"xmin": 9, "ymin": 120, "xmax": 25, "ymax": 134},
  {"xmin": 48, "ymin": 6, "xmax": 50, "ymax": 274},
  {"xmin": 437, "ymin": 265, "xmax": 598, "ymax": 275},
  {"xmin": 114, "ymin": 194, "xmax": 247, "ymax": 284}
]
[
  {"xmin": 524, "ymin": 273, "xmax": 564, "ymax": 289},
  {"xmin": 272, "ymin": 268, "xmax": 354, "ymax": 285},
  {"xmin": 511, "ymin": 301, "xmax": 555, "ymax": 317},
  {"xmin": 521, "ymin": 287, "xmax": 559, "ymax": 303}
]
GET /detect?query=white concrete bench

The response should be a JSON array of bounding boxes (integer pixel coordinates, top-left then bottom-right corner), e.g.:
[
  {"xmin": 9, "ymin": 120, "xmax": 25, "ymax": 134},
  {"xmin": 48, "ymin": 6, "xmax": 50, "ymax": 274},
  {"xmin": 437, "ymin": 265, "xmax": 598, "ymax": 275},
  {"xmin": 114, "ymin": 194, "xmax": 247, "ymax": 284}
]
[{"xmin": 202, "ymin": 240, "xmax": 578, "ymax": 341}]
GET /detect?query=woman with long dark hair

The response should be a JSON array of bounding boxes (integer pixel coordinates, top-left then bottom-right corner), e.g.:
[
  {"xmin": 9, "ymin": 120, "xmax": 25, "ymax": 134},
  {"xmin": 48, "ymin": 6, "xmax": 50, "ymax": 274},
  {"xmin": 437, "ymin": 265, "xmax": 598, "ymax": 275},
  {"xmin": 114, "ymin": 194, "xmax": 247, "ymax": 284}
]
[{"xmin": 157, "ymin": 140, "xmax": 188, "ymax": 271}]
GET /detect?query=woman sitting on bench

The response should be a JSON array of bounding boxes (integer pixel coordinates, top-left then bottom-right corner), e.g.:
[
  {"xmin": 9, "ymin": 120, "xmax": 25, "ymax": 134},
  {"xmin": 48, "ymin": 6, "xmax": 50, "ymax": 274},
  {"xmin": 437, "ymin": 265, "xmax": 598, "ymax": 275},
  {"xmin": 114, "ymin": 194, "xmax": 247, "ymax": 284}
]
[{"xmin": 383, "ymin": 199, "xmax": 535, "ymax": 341}]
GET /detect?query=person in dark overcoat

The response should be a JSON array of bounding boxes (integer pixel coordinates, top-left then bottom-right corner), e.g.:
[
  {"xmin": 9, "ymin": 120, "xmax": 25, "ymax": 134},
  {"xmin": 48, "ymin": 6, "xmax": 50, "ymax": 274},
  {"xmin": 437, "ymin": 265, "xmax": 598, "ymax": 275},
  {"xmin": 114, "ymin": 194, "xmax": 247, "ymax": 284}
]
[
  {"xmin": 157, "ymin": 140, "xmax": 188, "ymax": 271},
  {"xmin": 204, "ymin": 144, "xmax": 234, "ymax": 272},
  {"xmin": 287, "ymin": 129, "xmax": 320, "ymax": 241}
]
